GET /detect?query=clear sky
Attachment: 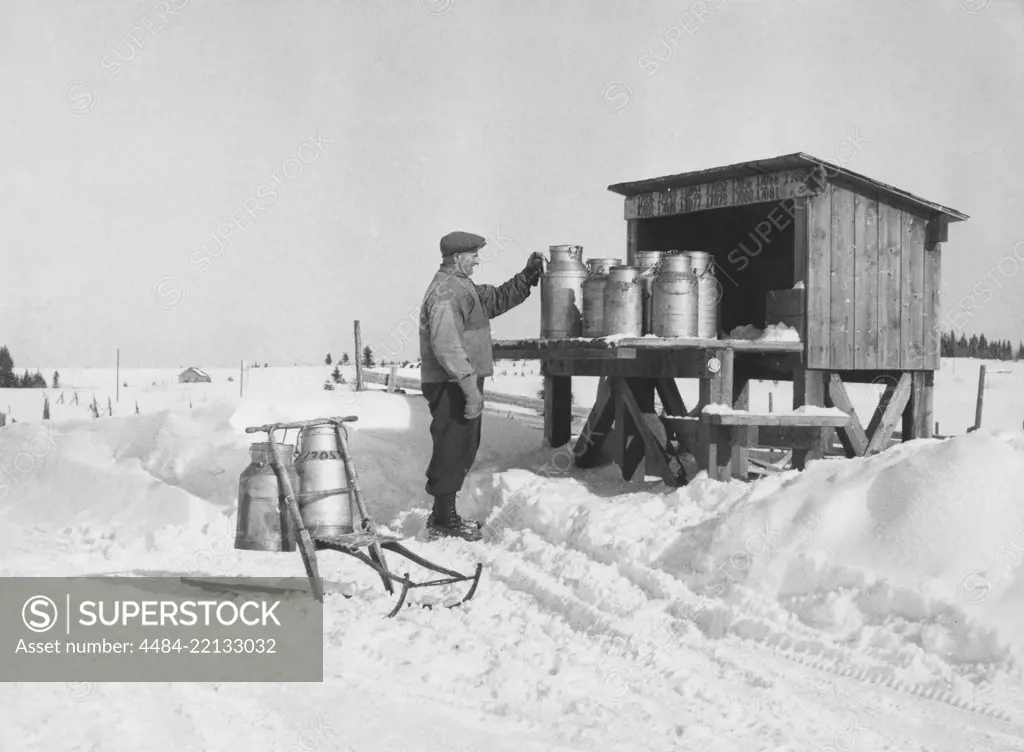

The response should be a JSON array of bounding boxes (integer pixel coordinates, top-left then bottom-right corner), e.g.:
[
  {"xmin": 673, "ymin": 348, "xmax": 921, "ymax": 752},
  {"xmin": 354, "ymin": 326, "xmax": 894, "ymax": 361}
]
[{"xmin": 2, "ymin": 0, "xmax": 1022, "ymax": 369}]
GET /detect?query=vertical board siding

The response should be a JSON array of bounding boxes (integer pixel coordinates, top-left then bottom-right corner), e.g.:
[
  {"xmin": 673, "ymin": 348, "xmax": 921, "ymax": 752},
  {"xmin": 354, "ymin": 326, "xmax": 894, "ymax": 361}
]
[
  {"xmin": 854, "ymin": 192, "xmax": 880, "ymax": 369},
  {"xmin": 923, "ymin": 243, "xmax": 941, "ymax": 369},
  {"xmin": 902, "ymin": 211, "xmax": 926, "ymax": 369},
  {"xmin": 806, "ymin": 185, "xmax": 833, "ymax": 369},
  {"xmin": 877, "ymin": 203, "xmax": 903, "ymax": 370},
  {"xmin": 793, "ymin": 199, "xmax": 808, "ymax": 285},
  {"xmin": 829, "ymin": 188, "xmax": 856, "ymax": 369}
]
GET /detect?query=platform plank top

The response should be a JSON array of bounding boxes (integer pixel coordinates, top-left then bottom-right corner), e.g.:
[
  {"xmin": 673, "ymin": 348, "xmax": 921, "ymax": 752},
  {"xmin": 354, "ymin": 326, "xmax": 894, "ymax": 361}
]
[{"xmin": 492, "ymin": 337, "xmax": 804, "ymax": 355}]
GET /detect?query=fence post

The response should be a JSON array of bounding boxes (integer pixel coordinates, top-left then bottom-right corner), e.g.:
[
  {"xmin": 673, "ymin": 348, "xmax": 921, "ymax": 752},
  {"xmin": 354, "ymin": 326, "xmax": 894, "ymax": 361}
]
[
  {"xmin": 972, "ymin": 364, "xmax": 986, "ymax": 432},
  {"xmin": 354, "ymin": 320, "xmax": 364, "ymax": 392}
]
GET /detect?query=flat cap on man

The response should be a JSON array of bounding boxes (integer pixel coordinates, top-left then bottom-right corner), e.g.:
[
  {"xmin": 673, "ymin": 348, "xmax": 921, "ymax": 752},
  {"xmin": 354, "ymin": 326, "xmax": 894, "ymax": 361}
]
[{"xmin": 440, "ymin": 231, "xmax": 487, "ymax": 257}]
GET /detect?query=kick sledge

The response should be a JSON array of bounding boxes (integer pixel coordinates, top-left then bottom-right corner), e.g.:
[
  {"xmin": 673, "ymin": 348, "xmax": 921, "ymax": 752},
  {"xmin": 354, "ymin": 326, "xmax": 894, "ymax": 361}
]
[{"xmin": 232, "ymin": 416, "xmax": 482, "ymax": 617}]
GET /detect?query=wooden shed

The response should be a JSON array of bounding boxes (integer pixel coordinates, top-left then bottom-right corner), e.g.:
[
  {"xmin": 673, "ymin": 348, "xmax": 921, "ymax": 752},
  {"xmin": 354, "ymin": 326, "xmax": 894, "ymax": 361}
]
[
  {"xmin": 609, "ymin": 152, "xmax": 968, "ymax": 370},
  {"xmin": 178, "ymin": 367, "xmax": 211, "ymax": 384},
  {"xmin": 494, "ymin": 153, "xmax": 969, "ymax": 485}
]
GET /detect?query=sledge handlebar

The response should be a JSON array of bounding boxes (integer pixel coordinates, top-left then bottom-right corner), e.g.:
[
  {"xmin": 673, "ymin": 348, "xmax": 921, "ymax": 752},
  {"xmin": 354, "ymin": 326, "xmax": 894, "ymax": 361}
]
[{"xmin": 245, "ymin": 416, "xmax": 359, "ymax": 433}]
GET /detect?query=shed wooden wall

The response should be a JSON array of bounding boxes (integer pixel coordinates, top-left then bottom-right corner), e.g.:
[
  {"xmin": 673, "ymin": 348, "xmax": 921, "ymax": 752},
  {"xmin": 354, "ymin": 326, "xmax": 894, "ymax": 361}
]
[{"xmin": 805, "ymin": 184, "xmax": 940, "ymax": 371}]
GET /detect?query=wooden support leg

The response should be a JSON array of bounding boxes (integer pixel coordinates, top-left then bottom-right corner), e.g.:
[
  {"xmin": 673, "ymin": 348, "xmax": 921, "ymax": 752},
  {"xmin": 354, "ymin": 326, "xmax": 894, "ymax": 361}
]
[
  {"xmin": 792, "ymin": 445, "xmax": 809, "ymax": 471},
  {"xmin": 656, "ymin": 377, "xmax": 691, "ymax": 456},
  {"xmin": 618, "ymin": 380, "xmax": 646, "ymax": 481},
  {"xmin": 707, "ymin": 424, "xmax": 737, "ymax": 481},
  {"xmin": 543, "ymin": 371, "xmax": 572, "ymax": 448},
  {"xmin": 620, "ymin": 378, "xmax": 687, "ymax": 486},
  {"xmin": 902, "ymin": 371, "xmax": 932, "ymax": 440},
  {"xmin": 574, "ymin": 376, "xmax": 614, "ymax": 468},
  {"xmin": 731, "ymin": 367, "xmax": 751, "ymax": 481},
  {"xmin": 827, "ymin": 373, "xmax": 869, "ymax": 458},
  {"xmin": 697, "ymin": 348, "xmax": 734, "ymax": 477},
  {"xmin": 922, "ymin": 371, "xmax": 934, "ymax": 439},
  {"xmin": 607, "ymin": 379, "xmax": 633, "ymax": 479},
  {"xmin": 864, "ymin": 372, "xmax": 912, "ymax": 454},
  {"xmin": 794, "ymin": 368, "xmax": 828, "ymax": 463},
  {"xmin": 655, "ymin": 378, "xmax": 687, "ymax": 418}
]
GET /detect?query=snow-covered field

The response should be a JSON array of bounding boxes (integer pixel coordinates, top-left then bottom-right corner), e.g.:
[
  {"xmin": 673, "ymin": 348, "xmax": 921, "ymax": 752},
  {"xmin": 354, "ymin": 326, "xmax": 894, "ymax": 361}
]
[{"xmin": 1, "ymin": 359, "xmax": 1024, "ymax": 751}]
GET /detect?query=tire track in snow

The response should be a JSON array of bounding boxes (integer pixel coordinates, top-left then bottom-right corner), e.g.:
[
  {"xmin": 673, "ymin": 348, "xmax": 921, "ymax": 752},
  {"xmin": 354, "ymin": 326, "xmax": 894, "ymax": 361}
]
[
  {"xmin": 470, "ymin": 530, "xmax": 822, "ymax": 748},
  {"xmin": 487, "ymin": 494, "xmax": 1024, "ymax": 732}
]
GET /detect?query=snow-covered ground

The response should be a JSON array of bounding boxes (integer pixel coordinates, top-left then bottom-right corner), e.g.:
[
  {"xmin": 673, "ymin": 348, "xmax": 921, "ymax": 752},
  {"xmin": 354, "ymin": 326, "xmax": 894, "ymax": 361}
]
[{"xmin": 1, "ymin": 359, "xmax": 1023, "ymax": 751}]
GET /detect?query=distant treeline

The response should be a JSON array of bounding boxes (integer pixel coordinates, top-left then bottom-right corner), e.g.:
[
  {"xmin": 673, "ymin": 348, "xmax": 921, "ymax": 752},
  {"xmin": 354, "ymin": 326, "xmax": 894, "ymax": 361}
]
[
  {"xmin": 0, "ymin": 346, "xmax": 58, "ymax": 388},
  {"xmin": 940, "ymin": 332, "xmax": 1023, "ymax": 361}
]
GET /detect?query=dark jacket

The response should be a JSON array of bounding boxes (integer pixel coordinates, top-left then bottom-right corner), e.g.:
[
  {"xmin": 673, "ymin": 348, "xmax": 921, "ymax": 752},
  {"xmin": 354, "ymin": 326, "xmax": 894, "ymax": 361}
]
[{"xmin": 419, "ymin": 265, "xmax": 532, "ymax": 383}]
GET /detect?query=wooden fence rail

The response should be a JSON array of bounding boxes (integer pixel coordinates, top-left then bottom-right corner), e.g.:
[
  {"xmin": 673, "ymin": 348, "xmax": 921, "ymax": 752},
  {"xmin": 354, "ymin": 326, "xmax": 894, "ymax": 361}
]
[{"xmin": 360, "ymin": 368, "xmax": 591, "ymax": 421}]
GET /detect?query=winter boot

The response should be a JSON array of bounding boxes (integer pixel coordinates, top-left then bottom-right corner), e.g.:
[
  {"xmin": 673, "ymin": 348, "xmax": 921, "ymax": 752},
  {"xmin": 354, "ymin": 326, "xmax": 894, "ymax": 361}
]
[{"xmin": 426, "ymin": 493, "xmax": 482, "ymax": 542}]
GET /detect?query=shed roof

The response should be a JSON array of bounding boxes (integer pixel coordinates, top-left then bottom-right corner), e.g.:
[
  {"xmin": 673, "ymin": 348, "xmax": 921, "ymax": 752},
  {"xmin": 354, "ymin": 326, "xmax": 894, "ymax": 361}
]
[{"xmin": 606, "ymin": 152, "xmax": 968, "ymax": 222}]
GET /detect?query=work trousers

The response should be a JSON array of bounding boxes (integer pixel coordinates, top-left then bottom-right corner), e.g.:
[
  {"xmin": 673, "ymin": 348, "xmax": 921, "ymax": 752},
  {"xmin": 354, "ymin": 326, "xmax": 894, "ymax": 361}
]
[{"xmin": 421, "ymin": 378, "xmax": 484, "ymax": 497}]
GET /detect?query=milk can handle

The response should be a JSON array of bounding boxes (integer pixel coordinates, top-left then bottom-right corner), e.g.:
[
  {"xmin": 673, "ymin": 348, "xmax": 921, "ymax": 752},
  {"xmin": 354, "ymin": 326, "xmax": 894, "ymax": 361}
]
[{"xmin": 694, "ymin": 262, "xmax": 716, "ymax": 279}]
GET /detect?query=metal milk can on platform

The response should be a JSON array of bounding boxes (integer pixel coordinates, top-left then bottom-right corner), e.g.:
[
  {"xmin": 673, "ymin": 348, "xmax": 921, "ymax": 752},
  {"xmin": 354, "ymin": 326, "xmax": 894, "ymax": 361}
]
[
  {"xmin": 540, "ymin": 244, "xmax": 588, "ymax": 338},
  {"xmin": 652, "ymin": 251, "xmax": 698, "ymax": 337},
  {"xmin": 690, "ymin": 251, "xmax": 720, "ymax": 339},
  {"xmin": 602, "ymin": 265, "xmax": 643, "ymax": 337},
  {"xmin": 293, "ymin": 424, "xmax": 354, "ymax": 538},
  {"xmin": 581, "ymin": 257, "xmax": 622, "ymax": 337},
  {"xmin": 634, "ymin": 250, "xmax": 665, "ymax": 335},
  {"xmin": 234, "ymin": 442, "xmax": 298, "ymax": 553}
]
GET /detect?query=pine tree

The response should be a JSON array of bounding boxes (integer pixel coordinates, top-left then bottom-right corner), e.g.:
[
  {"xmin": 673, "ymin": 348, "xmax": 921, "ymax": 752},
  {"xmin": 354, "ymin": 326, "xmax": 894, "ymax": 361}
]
[
  {"xmin": 331, "ymin": 365, "xmax": 343, "ymax": 384},
  {"xmin": 325, "ymin": 353, "xmax": 332, "ymax": 365},
  {"xmin": 52, "ymin": 370, "xmax": 60, "ymax": 389},
  {"xmin": 362, "ymin": 347, "xmax": 375, "ymax": 368},
  {"xmin": 0, "ymin": 346, "xmax": 13, "ymax": 388},
  {"xmin": 341, "ymin": 352, "xmax": 350, "ymax": 365}
]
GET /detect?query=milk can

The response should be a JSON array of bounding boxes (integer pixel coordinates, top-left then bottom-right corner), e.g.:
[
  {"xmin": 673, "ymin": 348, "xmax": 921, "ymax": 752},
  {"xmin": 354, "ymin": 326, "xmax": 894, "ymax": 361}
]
[
  {"xmin": 603, "ymin": 265, "xmax": 643, "ymax": 337},
  {"xmin": 540, "ymin": 245, "xmax": 588, "ymax": 338},
  {"xmin": 690, "ymin": 251, "xmax": 720, "ymax": 339},
  {"xmin": 581, "ymin": 257, "xmax": 622, "ymax": 337},
  {"xmin": 293, "ymin": 424, "xmax": 354, "ymax": 539},
  {"xmin": 652, "ymin": 251, "xmax": 698, "ymax": 337},
  {"xmin": 234, "ymin": 442, "xmax": 298, "ymax": 552},
  {"xmin": 634, "ymin": 250, "xmax": 665, "ymax": 335}
]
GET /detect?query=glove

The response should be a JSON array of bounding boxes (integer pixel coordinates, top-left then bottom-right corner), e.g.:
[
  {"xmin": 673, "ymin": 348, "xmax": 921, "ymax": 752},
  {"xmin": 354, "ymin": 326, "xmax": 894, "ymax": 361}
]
[
  {"xmin": 523, "ymin": 252, "xmax": 545, "ymax": 287},
  {"xmin": 458, "ymin": 374, "xmax": 484, "ymax": 420}
]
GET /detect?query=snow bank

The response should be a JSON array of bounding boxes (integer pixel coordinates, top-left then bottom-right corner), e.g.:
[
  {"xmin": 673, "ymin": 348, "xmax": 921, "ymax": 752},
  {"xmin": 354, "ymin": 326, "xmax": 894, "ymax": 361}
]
[
  {"xmin": 3, "ymin": 380, "xmax": 1024, "ymax": 750},
  {"xmin": 468, "ymin": 425, "xmax": 1024, "ymax": 696}
]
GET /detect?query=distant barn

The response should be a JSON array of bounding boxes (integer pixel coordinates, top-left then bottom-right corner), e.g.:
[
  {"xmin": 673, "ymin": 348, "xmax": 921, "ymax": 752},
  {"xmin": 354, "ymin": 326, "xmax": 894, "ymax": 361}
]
[{"xmin": 178, "ymin": 367, "xmax": 211, "ymax": 384}]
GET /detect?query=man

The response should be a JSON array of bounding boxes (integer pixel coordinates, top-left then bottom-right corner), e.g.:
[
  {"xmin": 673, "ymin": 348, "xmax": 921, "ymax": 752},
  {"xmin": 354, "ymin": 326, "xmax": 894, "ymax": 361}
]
[{"xmin": 419, "ymin": 230, "xmax": 544, "ymax": 541}]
